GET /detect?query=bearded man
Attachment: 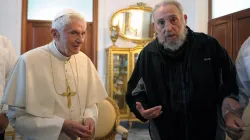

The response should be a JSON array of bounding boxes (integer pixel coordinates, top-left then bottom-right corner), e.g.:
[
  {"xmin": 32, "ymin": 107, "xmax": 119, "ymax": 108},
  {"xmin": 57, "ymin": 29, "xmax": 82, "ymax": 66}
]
[{"xmin": 125, "ymin": 1, "xmax": 245, "ymax": 140}]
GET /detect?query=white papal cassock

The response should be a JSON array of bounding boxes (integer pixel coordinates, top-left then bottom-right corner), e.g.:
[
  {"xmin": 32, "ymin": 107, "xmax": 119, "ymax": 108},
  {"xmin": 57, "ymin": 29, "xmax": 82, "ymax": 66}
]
[{"xmin": 2, "ymin": 41, "xmax": 108, "ymax": 140}]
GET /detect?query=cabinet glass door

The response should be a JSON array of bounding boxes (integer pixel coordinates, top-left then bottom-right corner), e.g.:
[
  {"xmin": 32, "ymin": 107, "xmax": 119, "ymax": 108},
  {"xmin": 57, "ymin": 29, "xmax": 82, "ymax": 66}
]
[{"xmin": 112, "ymin": 53, "xmax": 129, "ymax": 115}]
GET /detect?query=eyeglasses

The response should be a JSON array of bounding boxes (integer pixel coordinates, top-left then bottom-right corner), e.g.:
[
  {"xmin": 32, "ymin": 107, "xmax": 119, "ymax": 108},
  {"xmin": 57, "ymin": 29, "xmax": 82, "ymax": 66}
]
[{"xmin": 68, "ymin": 31, "xmax": 86, "ymax": 39}]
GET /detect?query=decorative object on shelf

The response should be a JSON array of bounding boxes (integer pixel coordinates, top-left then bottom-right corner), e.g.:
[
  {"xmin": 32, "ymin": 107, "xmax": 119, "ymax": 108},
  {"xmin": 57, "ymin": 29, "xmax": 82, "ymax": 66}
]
[
  {"xmin": 110, "ymin": 2, "xmax": 154, "ymax": 46},
  {"xmin": 110, "ymin": 25, "xmax": 119, "ymax": 46}
]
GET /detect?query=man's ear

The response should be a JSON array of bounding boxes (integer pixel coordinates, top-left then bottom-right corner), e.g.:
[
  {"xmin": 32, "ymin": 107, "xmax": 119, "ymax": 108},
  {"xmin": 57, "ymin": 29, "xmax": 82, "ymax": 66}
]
[
  {"xmin": 51, "ymin": 28, "xmax": 60, "ymax": 41},
  {"xmin": 152, "ymin": 22, "xmax": 157, "ymax": 37},
  {"xmin": 184, "ymin": 14, "xmax": 187, "ymax": 24}
]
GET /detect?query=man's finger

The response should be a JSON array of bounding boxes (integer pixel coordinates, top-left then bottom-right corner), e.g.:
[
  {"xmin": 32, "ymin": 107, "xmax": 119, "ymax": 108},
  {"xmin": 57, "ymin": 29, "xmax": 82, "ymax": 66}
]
[
  {"xmin": 143, "ymin": 107, "xmax": 162, "ymax": 119},
  {"xmin": 79, "ymin": 127, "xmax": 93, "ymax": 139},
  {"xmin": 152, "ymin": 107, "xmax": 162, "ymax": 117},
  {"xmin": 227, "ymin": 120, "xmax": 245, "ymax": 133},
  {"xmin": 234, "ymin": 119, "xmax": 245, "ymax": 128},
  {"xmin": 142, "ymin": 106, "xmax": 162, "ymax": 116},
  {"xmin": 136, "ymin": 102, "xmax": 162, "ymax": 119},
  {"xmin": 136, "ymin": 102, "xmax": 144, "ymax": 112},
  {"xmin": 77, "ymin": 125, "xmax": 89, "ymax": 133},
  {"xmin": 82, "ymin": 127, "xmax": 92, "ymax": 135},
  {"xmin": 89, "ymin": 122, "xmax": 94, "ymax": 131},
  {"xmin": 157, "ymin": 110, "xmax": 163, "ymax": 116},
  {"xmin": 88, "ymin": 122, "xmax": 94, "ymax": 137},
  {"xmin": 84, "ymin": 119, "xmax": 94, "ymax": 131},
  {"xmin": 144, "ymin": 113, "xmax": 160, "ymax": 120}
]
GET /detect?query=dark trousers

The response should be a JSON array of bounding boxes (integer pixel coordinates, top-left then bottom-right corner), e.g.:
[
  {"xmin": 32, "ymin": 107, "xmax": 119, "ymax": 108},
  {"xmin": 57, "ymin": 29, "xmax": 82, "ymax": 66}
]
[{"xmin": 0, "ymin": 131, "xmax": 5, "ymax": 140}]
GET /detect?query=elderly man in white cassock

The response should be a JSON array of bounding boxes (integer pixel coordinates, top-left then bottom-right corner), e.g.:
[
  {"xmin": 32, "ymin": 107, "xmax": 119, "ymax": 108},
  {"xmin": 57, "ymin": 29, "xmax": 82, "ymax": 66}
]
[{"xmin": 1, "ymin": 9, "xmax": 108, "ymax": 140}]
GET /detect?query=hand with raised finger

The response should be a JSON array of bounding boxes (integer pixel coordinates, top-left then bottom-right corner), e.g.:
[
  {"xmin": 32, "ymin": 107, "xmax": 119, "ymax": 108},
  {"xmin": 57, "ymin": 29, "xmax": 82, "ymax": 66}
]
[
  {"xmin": 225, "ymin": 112, "xmax": 245, "ymax": 140},
  {"xmin": 136, "ymin": 102, "xmax": 162, "ymax": 120}
]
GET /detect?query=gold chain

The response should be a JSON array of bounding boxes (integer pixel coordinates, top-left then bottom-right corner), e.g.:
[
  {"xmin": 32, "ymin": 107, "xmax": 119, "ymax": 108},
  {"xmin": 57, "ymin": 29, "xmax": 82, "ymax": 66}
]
[{"xmin": 48, "ymin": 48, "xmax": 79, "ymax": 96}]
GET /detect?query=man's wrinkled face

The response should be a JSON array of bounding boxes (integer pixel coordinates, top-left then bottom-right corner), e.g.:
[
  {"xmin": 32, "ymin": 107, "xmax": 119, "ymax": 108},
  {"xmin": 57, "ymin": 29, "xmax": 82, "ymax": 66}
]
[
  {"xmin": 55, "ymin": 18, "xmax": 86, "ymax": 57},
  {"xmin": 154, "ymin": 4, "xmax": 187, "ymax": 51}
]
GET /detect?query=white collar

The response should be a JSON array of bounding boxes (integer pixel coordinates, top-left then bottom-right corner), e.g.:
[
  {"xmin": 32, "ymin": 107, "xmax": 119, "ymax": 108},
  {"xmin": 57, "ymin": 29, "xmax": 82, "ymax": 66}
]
[{"xmin": 49, "ymin": 41, "xmax": 70, "ymax": 61}]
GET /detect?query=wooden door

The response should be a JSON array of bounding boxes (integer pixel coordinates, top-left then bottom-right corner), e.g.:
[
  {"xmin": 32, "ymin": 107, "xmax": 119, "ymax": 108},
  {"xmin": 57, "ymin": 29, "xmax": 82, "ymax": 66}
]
[
  {"xmin": 21, "ymin": 0, "xmax": 98, "ymax": 67},
  {"xmin": 232, "ymin": 8, "xmax": 250, "ymax": 60},
  {"xmin": 208, "ymin": 15, "xmax": 233, "ymax": 59},
  {"xmin": 26, "ymin": 20, "xmax": 52, "ymax": 51}
]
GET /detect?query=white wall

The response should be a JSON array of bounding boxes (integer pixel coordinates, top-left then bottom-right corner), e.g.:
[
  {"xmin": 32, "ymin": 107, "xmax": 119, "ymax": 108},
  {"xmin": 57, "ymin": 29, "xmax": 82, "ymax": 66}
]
[
  {"xmin": 98, "ymin": 0, "xmax": 208, "ymax": 84},
  {"xmin": 178, "ymin": 0, "xmax": 208, "ymax": 33},
  {"xmin": 195, "ymin": 0, "xmax": 208, "ymax": 33},
  {"xmin": 178, "ymin": 0, "xmax": 196, "ymax": 31},
  {"xmin": 212, "ymin": 0, "xmax": 250, "ymax": 18},
  {"xmin": 0, "ymin": 0, "xmax": 22, "ymax": 55}
]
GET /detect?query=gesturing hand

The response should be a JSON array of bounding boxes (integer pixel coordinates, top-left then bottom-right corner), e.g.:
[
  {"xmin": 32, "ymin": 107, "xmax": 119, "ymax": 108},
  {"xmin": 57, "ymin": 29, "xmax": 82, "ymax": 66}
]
[{"xmin": 136, "ymin": 102, "xmax": 162, "ymax": 120}]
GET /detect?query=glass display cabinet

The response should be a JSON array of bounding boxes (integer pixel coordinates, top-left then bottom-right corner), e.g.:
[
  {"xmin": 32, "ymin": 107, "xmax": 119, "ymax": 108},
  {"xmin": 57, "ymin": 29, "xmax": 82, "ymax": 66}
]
[{"xmin": 106, "ymin": 46, "xmax": 143, "ymax": 119}]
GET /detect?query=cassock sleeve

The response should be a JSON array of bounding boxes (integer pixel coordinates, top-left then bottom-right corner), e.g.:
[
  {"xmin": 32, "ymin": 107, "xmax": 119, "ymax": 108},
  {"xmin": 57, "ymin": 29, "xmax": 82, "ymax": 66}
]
[
  {"xmin": 81, "ymin": 57, "xmax": 107, "ymax": 131},
  {"xmin": 238, "ymin": 37, "xmax": 250, "ymax": 108},
  {"xmin": 8, "ymin": 106, "xmax": 64, "ymax": 140},
  {"xmin": 83, "ymin": 104, "xmax": 98, "ymax": 125},
  {"xmin": 125, "ymin": 50, "xmax": 148, "ymax": 122}
]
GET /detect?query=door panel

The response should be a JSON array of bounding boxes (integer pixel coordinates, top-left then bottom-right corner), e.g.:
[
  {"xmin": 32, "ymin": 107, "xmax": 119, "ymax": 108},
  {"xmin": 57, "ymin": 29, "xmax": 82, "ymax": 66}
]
[
  {"xmin": 208, "ymin": 15, "xmax": 233, "ymax": 59},
  {"xmin": 233, "ymin": 8, "xmax": 250, "ymax": 60}
]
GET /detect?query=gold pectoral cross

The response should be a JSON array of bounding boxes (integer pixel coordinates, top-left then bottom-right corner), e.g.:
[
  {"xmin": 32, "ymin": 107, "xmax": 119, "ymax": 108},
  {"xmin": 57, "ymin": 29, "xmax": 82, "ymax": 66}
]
[{"xmin": 62, "ymin": 84, "xmax": 76, "ymax": 108}]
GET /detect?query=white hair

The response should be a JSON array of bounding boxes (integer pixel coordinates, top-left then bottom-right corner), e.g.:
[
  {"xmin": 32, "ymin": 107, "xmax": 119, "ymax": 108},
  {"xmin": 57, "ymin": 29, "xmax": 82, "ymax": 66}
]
[
  {"xmin": 51, "ymin": 13, "xmax": 87, "ymax": 31},
  {"xmin": 153, "ymin": 0, "xmax": 184, "ymax": 20}
]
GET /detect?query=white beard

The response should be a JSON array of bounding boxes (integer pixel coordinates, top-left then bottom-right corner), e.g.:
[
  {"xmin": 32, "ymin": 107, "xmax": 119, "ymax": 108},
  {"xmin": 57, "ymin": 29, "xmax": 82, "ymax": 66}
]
[{"xmin": 162, "ymin": 27, "xmax": 188, "ymax": 52}]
